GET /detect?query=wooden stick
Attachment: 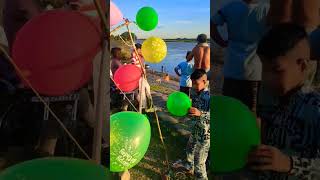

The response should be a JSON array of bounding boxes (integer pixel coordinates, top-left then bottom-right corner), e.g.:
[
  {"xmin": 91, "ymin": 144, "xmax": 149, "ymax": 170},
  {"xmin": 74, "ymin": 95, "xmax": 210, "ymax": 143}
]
[
  {"xmin": 125, "ymin": 21, "xmax": 146, "ymax": 113},
  {"xmin": 0, "ymin": 45, "xmax": 91, "ymax": 160},
  {"xmin": 92, "ymin": 0, "xmax": 108, "ymax": 164}
]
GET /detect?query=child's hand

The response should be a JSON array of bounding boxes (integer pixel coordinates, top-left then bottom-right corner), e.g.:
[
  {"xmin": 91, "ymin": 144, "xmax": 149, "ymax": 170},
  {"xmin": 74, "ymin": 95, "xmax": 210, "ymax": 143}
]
[
  {"xmin": 189, "ymin": 107, "xmax": 201, "ymax": 117},
  {"xmin": 248, "ymin": 145, "xmax": 292, "ymax": 173}
]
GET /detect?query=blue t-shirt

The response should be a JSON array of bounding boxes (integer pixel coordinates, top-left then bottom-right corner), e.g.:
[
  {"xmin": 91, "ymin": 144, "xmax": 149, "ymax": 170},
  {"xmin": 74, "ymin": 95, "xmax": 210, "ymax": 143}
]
[
  {"xmin": 176, "ymin": 61, "xmax": 194, "ymax": 87},
  {"xmin": 212, "ymin": 1, "xmax": 269, "ymax": 80}
]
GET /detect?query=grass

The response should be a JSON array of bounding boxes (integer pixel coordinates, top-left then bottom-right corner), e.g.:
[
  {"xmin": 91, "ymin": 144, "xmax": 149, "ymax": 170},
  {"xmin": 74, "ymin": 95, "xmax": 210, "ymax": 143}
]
[
  {"xmin": 130, "ymin": 113, "xmax": 193, "ymax": 180},
  {"xmin": 150, "ymin": 85, "xmax": 175, "ymax": 95}
]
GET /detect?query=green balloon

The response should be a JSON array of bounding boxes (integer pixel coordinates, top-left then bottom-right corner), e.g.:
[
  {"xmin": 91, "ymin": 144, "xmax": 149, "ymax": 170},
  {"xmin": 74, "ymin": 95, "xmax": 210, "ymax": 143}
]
[
  {"xmin": 0, "ymin": 157, "xmax": 111, "ymax": 180},
  {"xmin": 110, "ymin": 111, "xmax": 151, "ymax": 172},
  {"xmin": 136, "ymin": 7, "xmax": 158, "ymax": 31},
  {"xmin": 211, "ymin": 96, "xmax": 260, "ymax": 173},
  {"xmin": 167, "ymin": 92, "xmax": 192, "ymax": 117}
]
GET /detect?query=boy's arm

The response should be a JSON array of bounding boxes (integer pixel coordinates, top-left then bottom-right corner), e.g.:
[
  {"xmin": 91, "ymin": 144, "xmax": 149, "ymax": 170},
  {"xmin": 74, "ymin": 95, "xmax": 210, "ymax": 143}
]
[
  {"xmin": 211, "ymin": 8, "xmax": 228, "ymax": 48},
  {"xmin": 187, "ymin": 51, "xmax": 194, "ymax": 61},
  {"xmin": 211, "ymin": 23, "xmax": 228, "ymax": 48},
  {"xmin": 174, "ymin": 65, "xmax": 181, "ymax": 76}
]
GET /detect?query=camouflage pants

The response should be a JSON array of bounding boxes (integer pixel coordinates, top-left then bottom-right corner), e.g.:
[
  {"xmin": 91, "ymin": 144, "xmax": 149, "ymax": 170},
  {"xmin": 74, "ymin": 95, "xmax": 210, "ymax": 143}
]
[{"xmin": 185, "ymin": 134, "xmax": 210, "ymax": 180}]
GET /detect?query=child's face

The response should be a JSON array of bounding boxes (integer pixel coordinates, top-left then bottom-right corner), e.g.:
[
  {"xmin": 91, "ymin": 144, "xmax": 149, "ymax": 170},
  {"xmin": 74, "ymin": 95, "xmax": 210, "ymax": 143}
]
[
  {"xmin": 261, "ymin": 39, "xmax": 310, "ymax": 96},
  {"xmin": 192, "ymin": 75, "xmax": 207, "ymax": 92},
  {"xmin": 113, "ymin": 50, "xmax": 121, "ymax": 59}
]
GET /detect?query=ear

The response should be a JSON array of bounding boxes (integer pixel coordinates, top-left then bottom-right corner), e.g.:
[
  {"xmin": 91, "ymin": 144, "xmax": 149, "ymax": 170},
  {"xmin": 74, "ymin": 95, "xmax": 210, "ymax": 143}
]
[{"xmin": 297, "ymin": 58, "xmax": 307, "ymax": 72}]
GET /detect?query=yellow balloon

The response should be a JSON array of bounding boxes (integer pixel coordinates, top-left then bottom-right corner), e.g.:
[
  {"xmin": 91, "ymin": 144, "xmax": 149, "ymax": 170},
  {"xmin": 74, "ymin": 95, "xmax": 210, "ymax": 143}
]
[{"xmin": 142, "ymin": 37, "xmax": 167, "ymax": 63}]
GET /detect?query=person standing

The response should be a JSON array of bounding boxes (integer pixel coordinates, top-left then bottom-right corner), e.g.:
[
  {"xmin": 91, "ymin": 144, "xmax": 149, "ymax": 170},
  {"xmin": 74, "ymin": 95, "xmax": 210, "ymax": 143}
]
[
  {"xmin": 187, "ymin": 34, "xmax": 210, "ymax": 73},
  {"xmin": 211, "ymin": 0, "xmax": 269, "ymax": 112},
  {"xmin": 175, "ymin": 51, "xmax": 194, "ymax": 96}
]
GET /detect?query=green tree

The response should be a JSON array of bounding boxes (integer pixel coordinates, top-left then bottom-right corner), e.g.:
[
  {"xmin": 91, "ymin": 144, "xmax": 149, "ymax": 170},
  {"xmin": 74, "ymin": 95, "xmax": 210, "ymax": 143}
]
[{"xmin": 120, "ymin": 32, "xmax": 137, "ymax": 42}]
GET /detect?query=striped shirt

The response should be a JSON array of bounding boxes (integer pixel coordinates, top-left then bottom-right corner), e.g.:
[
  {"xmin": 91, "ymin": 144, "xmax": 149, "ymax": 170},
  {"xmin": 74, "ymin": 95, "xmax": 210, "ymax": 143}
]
[
  {"xmin": 256, "ymin": 86, "xmax": 320, "ymax": 180},
  {"xmin": 190, "ymin": 88, "xmax": 210, "ymax": 142}
]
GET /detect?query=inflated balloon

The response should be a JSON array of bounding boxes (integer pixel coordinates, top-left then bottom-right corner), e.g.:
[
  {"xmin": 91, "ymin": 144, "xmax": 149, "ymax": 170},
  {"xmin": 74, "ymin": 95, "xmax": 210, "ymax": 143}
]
[
  {"xmin": 142, "ymin": 37, "xmax": 167, "ymax": 63},
  {"xmin": 12, "ymin": 10, "xmax": 101, "ymax": 95},
  {"xmin": 167, "ymin": 92, "xmax": 191, "ymax": 116},
  {"xmin": 136, "ymin": 7, "xmax": 158, "ymax": 31},
  {"xmin": 0, "ymin": 157, "xmax": 111, "ymax": 180},
  {"xmin": 110, "ymin": 112, "xmax": 151, "ymax": 172},
  {"xmin": 110, "ymin": 1, "xmax": 123, "ymax": 27},
  {"xmin": 21, "ymin": 60, "xmax": 92, "ymax": 96},
  {"xmin": 211, "ymin": 96, "xmax": 260, "ymax": 173},
  {"xmin": 114, "ymin": 64, "xmax": 142, "ymax": 92}
]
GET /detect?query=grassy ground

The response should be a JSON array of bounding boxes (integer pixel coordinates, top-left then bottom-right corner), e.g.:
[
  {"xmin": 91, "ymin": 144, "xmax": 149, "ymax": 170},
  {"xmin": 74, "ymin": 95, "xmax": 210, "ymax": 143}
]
[{"xmin": 130, "ymin": 113, "xmax": 193, "ymax": 180}]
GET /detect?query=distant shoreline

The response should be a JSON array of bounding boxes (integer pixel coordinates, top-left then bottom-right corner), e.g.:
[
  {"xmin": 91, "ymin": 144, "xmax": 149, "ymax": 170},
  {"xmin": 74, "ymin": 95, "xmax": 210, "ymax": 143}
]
[{"xmin": 138, "ymin": 39, "xmax": 211, "ymax": 43}]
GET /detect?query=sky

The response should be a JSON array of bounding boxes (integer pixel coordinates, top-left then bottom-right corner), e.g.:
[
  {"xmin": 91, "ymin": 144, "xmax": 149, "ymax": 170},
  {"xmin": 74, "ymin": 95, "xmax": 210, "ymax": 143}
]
[{"xmin": 112, "ymin": 0, "xmax": 210, "ymax": 39}]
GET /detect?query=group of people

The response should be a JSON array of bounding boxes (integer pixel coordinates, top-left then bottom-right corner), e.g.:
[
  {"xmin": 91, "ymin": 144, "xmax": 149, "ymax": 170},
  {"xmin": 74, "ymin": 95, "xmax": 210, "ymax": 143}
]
[
  {"xmin": 211, "ymin": 0, "xmax": 320, "ymax": 179},
  {"xmin": 110, "ymin": 43, "xmax": 145, "ymax": 112},
  {"xmin": 172, "ymin": 34, "xmax": 211, "ymax": 179}
]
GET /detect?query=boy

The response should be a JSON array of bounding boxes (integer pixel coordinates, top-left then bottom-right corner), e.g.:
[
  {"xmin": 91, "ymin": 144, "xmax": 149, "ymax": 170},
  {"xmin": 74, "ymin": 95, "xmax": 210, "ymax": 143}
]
[
  {"xmin": 174, "ymin": 51, "xmax": 194, "ymax": 96},
  {"xmin": 173, "ymin": 69, "xmax": 210, "ymax": 180},
  {"xmin": 111, "ymin": 47, "xmax": 122, "ymax": 75},
  {"xmin": 211, "ymin": 0, "xmax": 269, "ymax": 112},
  {"xmin": 248, "ymin": 23, "xmax": 320, "ymax": 180},
  {"xmin": 131, "ymin": 43, "xmax": 145, "ymax": 69}
]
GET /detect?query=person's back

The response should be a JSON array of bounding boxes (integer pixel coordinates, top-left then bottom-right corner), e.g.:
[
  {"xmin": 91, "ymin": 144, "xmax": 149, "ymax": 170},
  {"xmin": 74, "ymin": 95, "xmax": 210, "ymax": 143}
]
[
  {"xmin": 212, "ymin": 0, "xmax": 269, "ymax": 80},
  {"xmin": 175, "ymin": 51, "xmax": 194, "ymax": 96},
  {"xmin": 189, "ymin": 34, "xmax": 210, "ymax": 72},
  {"xmin": 193, "ymin": 45, "xmax": 210, "ymax": 71}
]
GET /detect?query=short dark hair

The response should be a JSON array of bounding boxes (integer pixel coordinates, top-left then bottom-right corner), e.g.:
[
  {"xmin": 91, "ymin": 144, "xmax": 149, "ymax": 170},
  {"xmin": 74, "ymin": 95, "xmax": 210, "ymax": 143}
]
[
  {"xmin": 257, "ymin": 23, "xmax": 308, "ymax": 61},
  {"xmin": 191, "ymin": 69, "xmax": 207, "ymax": 80},
  {"xmin": 197, "ymin": 34, "xmax": 207, "ymax": 43},
  {"xmin": 186, "ymin": 51, "xmax": 192, "ymax": 59},
  {"xmin": 135, "ymin": 43, "xmax": 142, "ymax": 49},
  {"xmin": 111, "ymin": 47, "xmax": 121, "ymax": 56}
]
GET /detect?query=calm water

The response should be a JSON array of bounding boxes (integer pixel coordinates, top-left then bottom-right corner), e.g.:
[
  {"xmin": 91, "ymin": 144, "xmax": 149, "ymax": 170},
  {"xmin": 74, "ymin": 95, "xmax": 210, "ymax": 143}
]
[{"xmin": 145, "ymin": 41, "xmax": 197, "ymax": 75}]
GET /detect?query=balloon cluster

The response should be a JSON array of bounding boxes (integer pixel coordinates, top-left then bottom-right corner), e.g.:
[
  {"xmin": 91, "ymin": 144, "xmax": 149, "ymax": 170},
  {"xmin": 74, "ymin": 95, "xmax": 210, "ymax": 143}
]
[{"xmin": 113, "ymin": 4, "xmax": 167, "ymax": 93}]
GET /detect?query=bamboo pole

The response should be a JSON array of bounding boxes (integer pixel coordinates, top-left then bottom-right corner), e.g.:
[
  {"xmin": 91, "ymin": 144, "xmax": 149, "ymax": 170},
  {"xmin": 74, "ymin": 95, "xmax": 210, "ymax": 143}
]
[
  {"xmin": 92, "ymin": 0, "xmax": 108, "ymax": 164},
  {"xmin": 125, "ymin": 20, "xmax": 145, "ymax": 113}
]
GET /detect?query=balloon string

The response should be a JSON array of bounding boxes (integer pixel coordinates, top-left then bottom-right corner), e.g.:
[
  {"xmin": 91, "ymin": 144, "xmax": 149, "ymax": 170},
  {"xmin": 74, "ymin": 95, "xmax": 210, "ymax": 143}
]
[
  {"xmin": 0, "ymin": 46, "xmax": 91, "ymax": 160},
  {"xmin": 110, "ymin": 77, "xmax": 139, "ymax": 112},
  {"xmin": 118, "ymin": 34, "xmax": 133, "ymax": 48},
  {"xmin": 110, "ymin": 21, "xmax": 129, "ymax": 34},
  {"xmin": 126, "ymin": 21, "xmax": 171, "ymax": 174},
  {"xmin": 110, "ymin": 17, "xmax": 171, "ymax": 174}
]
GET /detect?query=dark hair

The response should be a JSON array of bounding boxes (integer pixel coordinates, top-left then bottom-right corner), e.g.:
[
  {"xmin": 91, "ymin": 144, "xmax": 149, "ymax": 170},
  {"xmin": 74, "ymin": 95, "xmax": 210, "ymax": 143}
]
[
  {"xmin": 197, "ymin": 34, "xmax": 207, "ymax": 43},
  {"xmin": 191, "ymin": 69, "xmax": 207, "ymax": 80},
  {"xmin": 186, "ymin": 51, "xmax": 192, "ymax": 59},
  {"xmin": 135, "ymin": 43, "xmax": 142, "ymax": 49},
  {"xmin": 111, "ymin": 47, "xmax": 121, "ymax": 56},
  {"xmin": 257, "ymin": 23, "xmax": 308, "ymax": 61}
]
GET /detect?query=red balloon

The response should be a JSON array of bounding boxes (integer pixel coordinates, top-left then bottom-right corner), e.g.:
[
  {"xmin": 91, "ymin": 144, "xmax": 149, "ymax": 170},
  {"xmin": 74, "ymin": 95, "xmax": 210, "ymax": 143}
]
[
  {"xmin": 20, "ymin": 58, "xmax": 92, "ymax": 96},
  {"xmin": 12, "ymin": 10, "xmax": 102, "ymax": 95},
  {"xmin": 13, "ymin": 10, "xmax": 101, "ymax": 69},
  {"xmin": 114, "ymin": 65, "xmax": 142, "ymax": 92}
]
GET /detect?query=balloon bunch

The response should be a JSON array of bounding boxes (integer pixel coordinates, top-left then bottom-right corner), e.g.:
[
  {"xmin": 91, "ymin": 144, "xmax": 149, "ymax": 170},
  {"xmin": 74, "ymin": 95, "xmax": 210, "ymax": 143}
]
[
  {"xmin": 136, "ymin": 7, "xmax": 167, "ymax": 64},
  {"xmin": 112, "ymin": 4, "xmax": 168, "ymax": 93}
]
